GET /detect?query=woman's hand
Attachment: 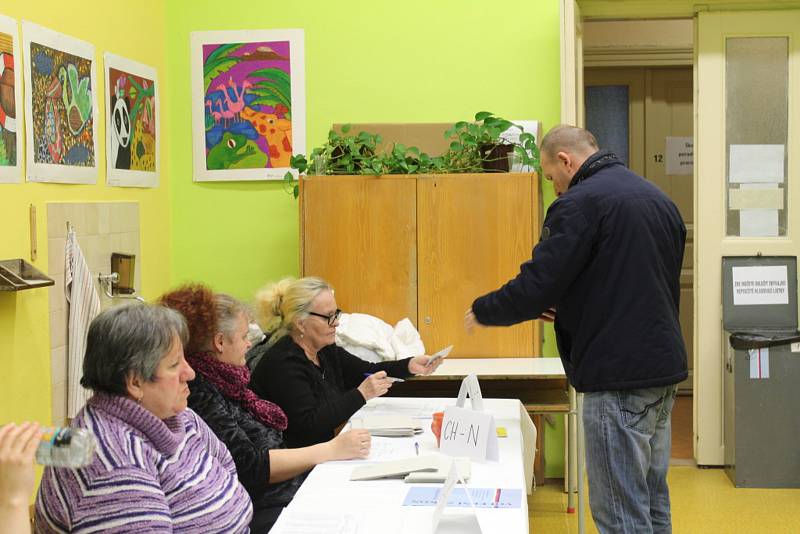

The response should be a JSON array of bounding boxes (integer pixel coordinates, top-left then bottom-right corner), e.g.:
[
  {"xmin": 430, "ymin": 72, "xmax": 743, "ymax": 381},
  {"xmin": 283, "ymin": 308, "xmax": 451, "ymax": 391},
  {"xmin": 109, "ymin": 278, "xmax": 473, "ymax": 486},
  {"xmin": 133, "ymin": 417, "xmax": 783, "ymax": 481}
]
[
  {"xmin": 0, "ymin": 422, "xmax": 43, "ymax": 507},
  {"xmin": 357, "ymin": 371, "xmax": 392, "ymax": 401},
  {"xmin": 408, "ymin": 354, "xmax": 442, "ymax": 376},
  {"xmin": 329, "ymin": 429, "xmax": 371, "ymax": 460}
]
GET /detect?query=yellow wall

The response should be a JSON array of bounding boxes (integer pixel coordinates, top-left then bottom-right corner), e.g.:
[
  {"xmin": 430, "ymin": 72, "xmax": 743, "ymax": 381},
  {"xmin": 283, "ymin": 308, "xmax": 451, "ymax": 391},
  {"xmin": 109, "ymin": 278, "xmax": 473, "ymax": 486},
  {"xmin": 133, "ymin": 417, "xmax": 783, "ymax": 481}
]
[{"xmin": 0, "ymin": 1, "xmax": 169, "ymax": 427}]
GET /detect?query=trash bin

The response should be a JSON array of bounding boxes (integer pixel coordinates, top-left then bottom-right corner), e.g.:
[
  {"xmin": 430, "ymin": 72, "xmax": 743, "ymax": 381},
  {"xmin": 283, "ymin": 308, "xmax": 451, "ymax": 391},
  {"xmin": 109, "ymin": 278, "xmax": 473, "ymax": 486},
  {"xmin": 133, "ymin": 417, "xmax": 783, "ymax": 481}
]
[{"xmin": 722, "ymin": 256, "xmax": 800, "ymax": 488}]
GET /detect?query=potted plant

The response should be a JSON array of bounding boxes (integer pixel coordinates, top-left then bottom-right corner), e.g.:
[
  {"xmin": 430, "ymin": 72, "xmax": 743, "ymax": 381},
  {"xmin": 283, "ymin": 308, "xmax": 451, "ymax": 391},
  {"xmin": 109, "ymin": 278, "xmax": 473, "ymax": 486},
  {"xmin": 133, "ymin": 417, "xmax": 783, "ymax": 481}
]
[
  {"xmin": 443, "ymin": 111, "xmax": 540, "ymax": 173},
  {"xmin": 283, "ymin": 112, "xmax": 540, "ymax": 198}
]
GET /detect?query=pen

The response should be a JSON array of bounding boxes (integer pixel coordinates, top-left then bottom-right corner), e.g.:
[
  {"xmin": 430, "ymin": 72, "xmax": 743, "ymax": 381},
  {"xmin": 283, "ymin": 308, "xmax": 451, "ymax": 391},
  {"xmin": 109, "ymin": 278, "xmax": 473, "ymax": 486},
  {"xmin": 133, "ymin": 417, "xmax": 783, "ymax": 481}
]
[
  {"xmin": 414, "ymin": 441, "xmax": 419, "ymax": 456},
  {"xmin": 493, "ymin": 488, "xmax": 501, "ymax": 508},
  {"xmin": 363, "ymin": 373, "xmax": 405, "ymax": 383}
]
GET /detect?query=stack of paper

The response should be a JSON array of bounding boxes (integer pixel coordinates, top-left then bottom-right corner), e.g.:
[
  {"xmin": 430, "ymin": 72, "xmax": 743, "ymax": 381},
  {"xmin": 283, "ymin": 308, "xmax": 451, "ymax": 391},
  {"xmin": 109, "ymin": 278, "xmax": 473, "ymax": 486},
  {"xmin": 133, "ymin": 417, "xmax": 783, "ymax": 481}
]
[
  {"xmin": 350, "ymin": 454, "xmax": 470, "ymax": 483},
  {"xmin": 351, "ymin": 415, "xmax": 423, "ymax": 437}
]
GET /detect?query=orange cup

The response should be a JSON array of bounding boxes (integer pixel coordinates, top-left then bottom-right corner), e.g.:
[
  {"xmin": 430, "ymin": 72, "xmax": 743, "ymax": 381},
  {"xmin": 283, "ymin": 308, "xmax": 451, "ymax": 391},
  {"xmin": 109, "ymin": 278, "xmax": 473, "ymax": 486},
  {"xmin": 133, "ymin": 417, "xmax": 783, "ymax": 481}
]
[{"xmin": 431, "ymin": 411, "xmax": 444, "ymax": 448}]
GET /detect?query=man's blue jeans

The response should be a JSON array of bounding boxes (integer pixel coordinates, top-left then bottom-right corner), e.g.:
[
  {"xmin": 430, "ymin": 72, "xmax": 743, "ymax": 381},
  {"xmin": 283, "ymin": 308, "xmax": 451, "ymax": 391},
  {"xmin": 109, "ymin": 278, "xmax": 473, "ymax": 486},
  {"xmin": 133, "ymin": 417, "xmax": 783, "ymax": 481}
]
[{"xmin": 582, "ymin": 385, "xmax": 678, "ymax": 534}]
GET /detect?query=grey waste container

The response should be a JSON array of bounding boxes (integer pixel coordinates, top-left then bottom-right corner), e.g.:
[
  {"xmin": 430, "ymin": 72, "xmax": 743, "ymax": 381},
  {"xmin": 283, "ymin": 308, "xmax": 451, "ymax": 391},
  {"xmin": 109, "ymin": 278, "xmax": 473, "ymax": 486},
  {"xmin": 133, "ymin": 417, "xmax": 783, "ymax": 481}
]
[{"xmin": 722, "ymin": 256, "xmax": 800, "ymax": 488}]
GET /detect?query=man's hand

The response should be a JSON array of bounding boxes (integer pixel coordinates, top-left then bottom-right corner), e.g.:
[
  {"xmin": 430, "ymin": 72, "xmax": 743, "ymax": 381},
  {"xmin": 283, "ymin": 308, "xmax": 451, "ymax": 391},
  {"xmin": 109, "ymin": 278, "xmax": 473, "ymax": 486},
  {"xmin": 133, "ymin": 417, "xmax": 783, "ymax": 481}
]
[
  {"xmin": 539, "ymin": 307, "xmax": 556, "ymax": 323},
  {"xmin": 464, "ymin": 309, "xmax": 485, "ymax": 332}
]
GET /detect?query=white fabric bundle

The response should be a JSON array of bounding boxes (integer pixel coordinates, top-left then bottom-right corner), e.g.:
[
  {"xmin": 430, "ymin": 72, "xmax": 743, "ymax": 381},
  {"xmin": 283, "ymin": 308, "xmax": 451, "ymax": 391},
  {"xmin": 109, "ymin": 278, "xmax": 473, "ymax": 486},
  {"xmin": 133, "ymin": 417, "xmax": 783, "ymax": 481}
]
[{"xmin": 335, "ymin": 313, "xmax": 425, "ymax": 363}]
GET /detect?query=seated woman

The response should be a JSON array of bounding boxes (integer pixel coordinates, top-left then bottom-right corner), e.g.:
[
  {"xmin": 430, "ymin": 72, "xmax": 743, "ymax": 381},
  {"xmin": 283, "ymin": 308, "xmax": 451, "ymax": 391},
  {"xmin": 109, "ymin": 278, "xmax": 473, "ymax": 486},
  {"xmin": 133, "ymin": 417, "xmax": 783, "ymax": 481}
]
[
  {"xmin": 160, "ymin": 285, "xmax": 370, "ymax": 532},
  {"xmin": 34, "ymin": 304, "xmax": 253, "ymax": 533},
  {"xmin": 248, "ymin": 277, "xmax": 443, "ymax": 448}
]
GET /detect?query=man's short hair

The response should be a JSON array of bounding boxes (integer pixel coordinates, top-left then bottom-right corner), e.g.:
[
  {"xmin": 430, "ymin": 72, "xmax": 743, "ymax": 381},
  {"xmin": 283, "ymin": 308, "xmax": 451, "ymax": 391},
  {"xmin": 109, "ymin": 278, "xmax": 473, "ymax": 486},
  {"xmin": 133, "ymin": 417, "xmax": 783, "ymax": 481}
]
[{"xmin": 541, "ymin": 125, "xmax": 598, "ymax": 158}]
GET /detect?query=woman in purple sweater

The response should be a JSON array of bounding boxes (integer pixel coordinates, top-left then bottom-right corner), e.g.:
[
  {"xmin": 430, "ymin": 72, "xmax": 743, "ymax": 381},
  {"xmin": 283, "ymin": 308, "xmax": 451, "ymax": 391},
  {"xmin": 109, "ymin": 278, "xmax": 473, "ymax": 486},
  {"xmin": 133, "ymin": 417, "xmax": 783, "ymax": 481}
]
[{"xmin": 34, "ymin": 304, "xmax": 253, "ymax": 533}]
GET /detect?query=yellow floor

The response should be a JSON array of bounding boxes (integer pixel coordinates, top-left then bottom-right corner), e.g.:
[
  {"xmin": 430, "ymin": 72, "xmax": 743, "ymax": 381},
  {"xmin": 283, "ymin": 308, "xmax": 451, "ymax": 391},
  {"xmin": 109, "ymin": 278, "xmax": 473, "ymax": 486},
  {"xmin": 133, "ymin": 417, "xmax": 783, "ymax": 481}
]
[{"xmin": 529, "ymin": 466, "xmax": 800, "ymax": 533}]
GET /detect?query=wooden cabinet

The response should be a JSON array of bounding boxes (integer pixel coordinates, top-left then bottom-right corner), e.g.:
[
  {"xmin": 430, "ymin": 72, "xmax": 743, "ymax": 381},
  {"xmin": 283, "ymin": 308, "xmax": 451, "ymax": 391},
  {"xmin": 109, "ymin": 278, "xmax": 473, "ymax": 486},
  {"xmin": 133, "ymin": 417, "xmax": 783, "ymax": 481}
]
[{"xmin": 300, "ymin": 173, "xmax": 542, "ymax": 357}]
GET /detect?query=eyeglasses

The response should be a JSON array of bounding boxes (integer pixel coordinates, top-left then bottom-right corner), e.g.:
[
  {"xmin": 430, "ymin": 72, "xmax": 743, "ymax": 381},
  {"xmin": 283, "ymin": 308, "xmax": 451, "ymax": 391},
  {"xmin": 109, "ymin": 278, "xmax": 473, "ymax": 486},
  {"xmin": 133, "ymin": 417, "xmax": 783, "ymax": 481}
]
[{"xmin": 308, "ymin": 308, "xmax": 342, "ymax": 326}]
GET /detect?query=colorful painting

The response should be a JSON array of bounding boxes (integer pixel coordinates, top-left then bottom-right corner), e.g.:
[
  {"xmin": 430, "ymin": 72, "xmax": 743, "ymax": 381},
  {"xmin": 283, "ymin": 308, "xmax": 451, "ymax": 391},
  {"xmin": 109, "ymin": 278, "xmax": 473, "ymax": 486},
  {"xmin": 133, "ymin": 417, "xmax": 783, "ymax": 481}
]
[
  {"xmin": 104, "ymin": 53, "xmax": 159, "ymax": 187},
  {"xmin": 23, "ymin": 22, "xmax": 98, "ymax": 184},
  {"xmin": 191, "ymin": 30, "xmax": 305, "ymax": 181},
  {"xmin": 0, "ymin": 15, "xmax": 23, "ymax": 183}
]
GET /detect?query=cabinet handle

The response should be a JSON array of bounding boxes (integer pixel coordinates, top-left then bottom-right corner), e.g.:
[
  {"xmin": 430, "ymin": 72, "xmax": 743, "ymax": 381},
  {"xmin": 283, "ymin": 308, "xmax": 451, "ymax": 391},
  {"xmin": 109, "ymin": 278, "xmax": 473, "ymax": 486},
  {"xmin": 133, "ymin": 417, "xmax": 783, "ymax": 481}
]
[{"xmin": 424, "ymin": 316, "xmax": 432, "ymax": 325}]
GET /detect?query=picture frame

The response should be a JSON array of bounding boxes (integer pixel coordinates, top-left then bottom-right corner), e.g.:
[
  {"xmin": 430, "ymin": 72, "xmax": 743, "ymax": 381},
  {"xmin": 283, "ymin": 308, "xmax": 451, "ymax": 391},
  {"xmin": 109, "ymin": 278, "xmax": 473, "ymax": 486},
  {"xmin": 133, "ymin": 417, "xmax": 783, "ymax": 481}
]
[
  {"xmin": 104, "ymin": 52, "xmax": 159, "ymax": 188},
  {"xmin": 190, "ymin": 29, "xmax": 305, "ymax": 182},
  {"xmin": 0, "ymin": 14, "xmax": 23, "ymax": 183},
  {"xmin": 22, "ymin": 21, "xmax": 99, "ymax": 184}
]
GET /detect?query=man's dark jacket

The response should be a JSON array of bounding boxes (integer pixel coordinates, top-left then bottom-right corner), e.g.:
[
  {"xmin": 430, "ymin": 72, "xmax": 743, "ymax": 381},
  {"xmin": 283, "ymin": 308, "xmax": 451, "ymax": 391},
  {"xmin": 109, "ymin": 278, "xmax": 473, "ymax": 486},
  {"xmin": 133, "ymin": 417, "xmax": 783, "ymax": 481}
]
[{"xmin": 472, "ymin": 151, "xmax": 688, "ymax": 392}]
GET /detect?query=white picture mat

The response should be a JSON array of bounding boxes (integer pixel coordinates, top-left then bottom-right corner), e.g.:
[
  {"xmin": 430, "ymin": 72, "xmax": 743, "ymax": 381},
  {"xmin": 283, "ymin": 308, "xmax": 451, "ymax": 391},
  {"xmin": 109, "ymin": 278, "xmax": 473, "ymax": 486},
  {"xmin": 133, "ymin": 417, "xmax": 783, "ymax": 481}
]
[
  {"xmin": 0, "ymin": 14, "xmax": 23, "ymax": 183},
  {"xmin": 104, "ymin": 52, "xmax": 159, "ymax": 188},
  {"xmin": 22, "ymin": 21, "xmax": 98, "ymax": 184},
  {"xmin": 729, "ymin": 144, "xmax": 784, "ymax": 183},
  {"xmin": 190, "ymin": 29, "xmax": 306, "ymax": 182}
]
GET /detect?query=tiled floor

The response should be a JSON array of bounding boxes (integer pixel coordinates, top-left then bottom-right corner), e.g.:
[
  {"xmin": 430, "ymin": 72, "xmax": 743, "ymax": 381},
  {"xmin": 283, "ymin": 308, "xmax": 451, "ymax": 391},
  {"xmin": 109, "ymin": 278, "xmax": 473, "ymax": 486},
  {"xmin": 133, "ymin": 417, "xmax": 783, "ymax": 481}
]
[{"xmin": 529, "ymin": 467, "xmax": 800, "ymax": 533}]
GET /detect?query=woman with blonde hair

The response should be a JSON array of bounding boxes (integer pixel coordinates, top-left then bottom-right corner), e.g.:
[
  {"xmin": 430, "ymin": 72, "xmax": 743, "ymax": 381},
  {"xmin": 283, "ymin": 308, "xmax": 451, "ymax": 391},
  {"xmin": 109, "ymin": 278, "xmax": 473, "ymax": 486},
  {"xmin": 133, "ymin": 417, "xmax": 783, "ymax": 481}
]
[
  {"xmin": 248, "ymin": 277, "xmax": 442, "ymax": 448},
  {"xmin": 160, "ymin": 284, "xmax": 370, "ymax": 532}
]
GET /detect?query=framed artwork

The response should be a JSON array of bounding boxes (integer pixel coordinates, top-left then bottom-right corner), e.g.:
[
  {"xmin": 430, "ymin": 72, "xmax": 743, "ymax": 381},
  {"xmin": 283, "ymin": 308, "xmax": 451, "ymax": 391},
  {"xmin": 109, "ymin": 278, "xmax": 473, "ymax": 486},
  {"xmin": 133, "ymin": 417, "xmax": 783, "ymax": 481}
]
[
  {"xmin": 22, "ymin": 21, "xmax": 99, "ymax": 184},
  {"xmin": 104, "ymin": 53, "xmax": 159, "ymax": 187},
  {"xmin": 0, "ymin": 14, "xmax": 23, "ymax": 183},
  {"xmin": 190, "ymin": 29, "xmax": 305, "ymax": 181}
]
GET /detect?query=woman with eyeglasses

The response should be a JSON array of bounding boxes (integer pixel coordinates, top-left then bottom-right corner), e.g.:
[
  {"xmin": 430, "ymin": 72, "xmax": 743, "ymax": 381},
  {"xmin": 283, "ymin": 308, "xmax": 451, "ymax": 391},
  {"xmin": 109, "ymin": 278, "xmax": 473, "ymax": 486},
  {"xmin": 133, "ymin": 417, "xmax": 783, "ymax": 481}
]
[
  {"xmin": 248, "ymin": 277, "xmax": 443, "ymax": 448},
  {"xmin": 160, "ymin": 284, "xmax": 371, "ymax": 532}
]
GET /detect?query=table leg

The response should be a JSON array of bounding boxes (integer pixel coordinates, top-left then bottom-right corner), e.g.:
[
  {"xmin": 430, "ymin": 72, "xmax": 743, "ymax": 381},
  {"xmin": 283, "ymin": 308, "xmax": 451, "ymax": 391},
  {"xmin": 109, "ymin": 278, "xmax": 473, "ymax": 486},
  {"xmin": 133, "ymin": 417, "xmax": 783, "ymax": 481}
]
[{"xmin": 567, "ymin": 387, "xmax": 577, "ymax": 513}]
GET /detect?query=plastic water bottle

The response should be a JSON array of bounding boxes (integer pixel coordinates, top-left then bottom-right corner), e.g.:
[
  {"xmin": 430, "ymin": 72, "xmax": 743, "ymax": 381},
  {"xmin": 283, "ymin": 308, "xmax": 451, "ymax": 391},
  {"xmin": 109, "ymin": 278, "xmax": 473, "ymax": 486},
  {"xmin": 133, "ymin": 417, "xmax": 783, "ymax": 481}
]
[{"xmin": 35, "ymin": 427, "xmax": 97, "ymax": 468}]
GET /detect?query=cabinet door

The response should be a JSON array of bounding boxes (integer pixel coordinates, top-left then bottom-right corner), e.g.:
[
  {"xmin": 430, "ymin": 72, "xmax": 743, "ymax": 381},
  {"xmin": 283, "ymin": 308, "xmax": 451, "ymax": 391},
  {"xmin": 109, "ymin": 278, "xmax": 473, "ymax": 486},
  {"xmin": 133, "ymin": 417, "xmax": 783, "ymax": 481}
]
[
  {"xmin": 302, "ymin": 175, "xmax": 417, "ymax": 325},
  {"xmin": 417, "ymin": 174, "xmax": 540, "ymax": 357}
]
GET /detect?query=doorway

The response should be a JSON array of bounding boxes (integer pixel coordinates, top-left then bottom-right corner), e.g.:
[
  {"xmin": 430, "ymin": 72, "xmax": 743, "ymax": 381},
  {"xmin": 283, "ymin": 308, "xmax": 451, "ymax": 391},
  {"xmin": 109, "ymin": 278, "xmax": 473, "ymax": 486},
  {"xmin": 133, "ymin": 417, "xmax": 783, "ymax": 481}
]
[{"xmin": 584, "ymin": 65, "xmax": 695, "ymax": 460}]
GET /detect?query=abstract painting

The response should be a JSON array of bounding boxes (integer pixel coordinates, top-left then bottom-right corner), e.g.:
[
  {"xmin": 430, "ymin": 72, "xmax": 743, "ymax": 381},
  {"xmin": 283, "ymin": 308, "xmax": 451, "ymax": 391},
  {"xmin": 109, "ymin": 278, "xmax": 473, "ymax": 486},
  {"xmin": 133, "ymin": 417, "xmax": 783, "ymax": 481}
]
[
  {"xmin": 104, "ymin": 53, "xmax": 159, "ymax": 187},
  {"xmin": 190, "ymin": 29, "xmax": 305, "ymax": 181},
  {"xmin": 0, "ymin": 15, "xmax": 22, "ymax": 183},
  {"xmin": 22, "ymin": 22, "xmax": 98, "ymax": 184}
]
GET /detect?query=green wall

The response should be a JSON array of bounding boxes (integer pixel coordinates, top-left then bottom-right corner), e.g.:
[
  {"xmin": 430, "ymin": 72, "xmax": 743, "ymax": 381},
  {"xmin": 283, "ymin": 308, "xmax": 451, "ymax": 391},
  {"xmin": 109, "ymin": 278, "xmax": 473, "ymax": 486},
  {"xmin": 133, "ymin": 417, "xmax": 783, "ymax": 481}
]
[{"xmin": 166, "ymin": 0, "xmax": 564, "ymax": 475}]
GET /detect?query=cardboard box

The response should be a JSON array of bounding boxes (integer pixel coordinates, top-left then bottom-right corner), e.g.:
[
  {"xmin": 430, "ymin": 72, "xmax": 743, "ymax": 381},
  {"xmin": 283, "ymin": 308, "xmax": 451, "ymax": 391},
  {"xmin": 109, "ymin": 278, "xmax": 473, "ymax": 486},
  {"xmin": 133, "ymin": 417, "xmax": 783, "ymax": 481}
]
[{"xmin": 332, "ymin": 123, "xmax": 453, "ymax": 156}]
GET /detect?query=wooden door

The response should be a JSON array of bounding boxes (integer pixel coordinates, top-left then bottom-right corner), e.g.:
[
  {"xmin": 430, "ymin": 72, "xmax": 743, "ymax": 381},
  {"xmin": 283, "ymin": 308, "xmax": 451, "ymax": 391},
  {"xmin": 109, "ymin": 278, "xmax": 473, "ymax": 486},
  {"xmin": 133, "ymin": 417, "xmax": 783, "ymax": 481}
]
[
  {"xmin": 645, "ymin": 68, "xmax": 694, "ymax": 388},
  {"xmin": 416, "ymin": 173, "xmax": 540, "ymax": 357},
  {"xmin": 301, "ymin": 175, "xmax": 417, "ymax": 325}
]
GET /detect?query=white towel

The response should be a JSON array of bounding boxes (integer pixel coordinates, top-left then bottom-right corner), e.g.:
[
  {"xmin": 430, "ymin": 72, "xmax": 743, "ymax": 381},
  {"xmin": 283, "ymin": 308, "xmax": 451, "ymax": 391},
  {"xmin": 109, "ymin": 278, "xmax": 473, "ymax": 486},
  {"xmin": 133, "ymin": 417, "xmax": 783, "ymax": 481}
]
[
  {"xmin": 335, "ymin": 313, "xmax": 426, "ymax": 363},
  {"xmin": 65, "ymin": 229, "xmax": 101, "ymax": 418}
]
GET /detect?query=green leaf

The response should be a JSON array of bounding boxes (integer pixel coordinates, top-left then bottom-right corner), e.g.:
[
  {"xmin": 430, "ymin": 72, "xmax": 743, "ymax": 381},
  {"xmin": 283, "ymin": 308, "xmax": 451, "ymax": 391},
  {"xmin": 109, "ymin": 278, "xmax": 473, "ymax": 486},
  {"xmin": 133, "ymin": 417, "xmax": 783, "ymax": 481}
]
[
  {"xmin": 450, "ymin": 141, "xmax": 463, "ymax": 151},
  {"xmin": 475, "ymin": 111, "xmax": 493, "ymax": 121},
  {"xmin": 204, "ymin": 57, "xmax": 240, "ymax": 92},
  {"xmin": 341, "ymin": 124, "xmax": 351, "ymax": 133},
  {"xmin": 206, "ymin": 43, "xmax": 245, "ymax": 66}
]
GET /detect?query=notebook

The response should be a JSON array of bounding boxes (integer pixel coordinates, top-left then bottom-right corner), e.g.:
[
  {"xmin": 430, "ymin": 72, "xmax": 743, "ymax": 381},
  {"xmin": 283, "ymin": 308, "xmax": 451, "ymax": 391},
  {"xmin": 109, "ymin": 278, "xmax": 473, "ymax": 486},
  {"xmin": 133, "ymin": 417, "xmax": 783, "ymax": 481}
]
[{"xmin": 349, "ymin": 455, "xmax": 470, "ymax": 483}]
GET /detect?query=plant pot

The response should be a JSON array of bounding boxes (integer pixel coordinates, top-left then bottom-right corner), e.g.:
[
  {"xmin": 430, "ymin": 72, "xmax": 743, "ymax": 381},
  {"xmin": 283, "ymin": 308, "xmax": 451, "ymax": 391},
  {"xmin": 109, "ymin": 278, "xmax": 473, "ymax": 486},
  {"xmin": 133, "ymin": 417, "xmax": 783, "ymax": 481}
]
[{"xmin": 479, "ymin": 143, "xmax": 513, "ymax": 172}]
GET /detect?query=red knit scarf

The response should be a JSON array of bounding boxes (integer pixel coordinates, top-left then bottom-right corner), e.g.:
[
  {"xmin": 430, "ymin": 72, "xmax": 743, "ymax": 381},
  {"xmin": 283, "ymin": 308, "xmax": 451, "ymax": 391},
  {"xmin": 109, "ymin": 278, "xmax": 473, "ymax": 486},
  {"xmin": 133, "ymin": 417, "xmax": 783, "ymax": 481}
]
[{"xmin": 187, "ymin": 351, "xmax": 288, "ymax": 431}]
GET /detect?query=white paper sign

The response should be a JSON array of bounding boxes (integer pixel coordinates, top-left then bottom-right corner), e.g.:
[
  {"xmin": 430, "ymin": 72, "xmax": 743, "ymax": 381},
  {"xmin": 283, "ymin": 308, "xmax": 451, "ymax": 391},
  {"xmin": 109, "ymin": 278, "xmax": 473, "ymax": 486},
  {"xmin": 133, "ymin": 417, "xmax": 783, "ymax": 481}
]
[
  {"xmin": 440, "ymin": 406, "xmax": 498, "ymax": 462},
  {"xmin": 456, "ymin": 374, "xmax": 484, "ymax": 412},
  {"xmin": 500, "ymin": 120, "xmax": 539, "ymax": 172},
  {"xmin": 665, "ymin": 137, "xmax": 693, "ymax": 175},
  {"xmin": 790, "ymin": 342, "xmax": 800, "ymax": 353},
  {"xmin": 729, "ymin": 144, "xmax": 785, "ymax": 183},
  {"xmin": 749, "ymin": 347, "xmax": 770, "ymax": 379},
  {"xmin": 431, "ymin": 460, "xmax": 481, "ymax": 534},
  {"xmin": 731, "ymin": 265, "xmax": 789, "ymax": 306}
]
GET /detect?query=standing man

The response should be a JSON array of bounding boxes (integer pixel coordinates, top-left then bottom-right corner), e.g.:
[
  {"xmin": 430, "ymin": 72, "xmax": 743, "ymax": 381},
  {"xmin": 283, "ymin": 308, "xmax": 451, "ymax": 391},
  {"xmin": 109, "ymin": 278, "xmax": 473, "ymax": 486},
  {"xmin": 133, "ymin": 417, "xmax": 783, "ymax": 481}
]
[{"xmin": 466, "ymin": 125, "xmax": 687, "ymax": 534}]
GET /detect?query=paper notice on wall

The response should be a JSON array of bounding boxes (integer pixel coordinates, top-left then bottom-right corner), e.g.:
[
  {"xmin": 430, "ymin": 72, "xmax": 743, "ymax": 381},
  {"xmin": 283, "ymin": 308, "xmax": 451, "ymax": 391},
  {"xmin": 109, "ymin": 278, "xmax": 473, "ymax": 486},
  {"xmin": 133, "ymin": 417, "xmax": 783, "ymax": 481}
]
[
  {"xmin": 731, "ymin": 265, "xmax": 789, "ymax": 305},
  {"xmin": 791, "ymin": 342, "xmax": 800, "ymax": 353},
  {"xmin": 740, "ymin": 209, "xmax": 778, "ymax": 237},
  {"xmin": 749, "ymin": 347, "xmax": 770, "ymax": 379},
  {"xmin": 729, "ymin": 186, "xmax": 783, "ymax": 210},
  {"xmin": 500, "ymin": 120, "xmax": 540, "ymax": 172},
  {"xmin": 729, "ymin": 144, "xmax": 785, "ymax": 183},
  {"xmin": 665, "ymin": 137, "xmax": 693, "ymax": 175}
]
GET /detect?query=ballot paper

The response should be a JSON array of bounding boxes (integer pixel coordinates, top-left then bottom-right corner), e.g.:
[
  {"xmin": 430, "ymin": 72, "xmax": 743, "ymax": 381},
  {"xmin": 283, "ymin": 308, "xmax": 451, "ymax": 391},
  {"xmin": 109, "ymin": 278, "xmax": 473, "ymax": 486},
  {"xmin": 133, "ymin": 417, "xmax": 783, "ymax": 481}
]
[{"xmin": 350, "ymin": 454, "xmax": 471, "ymax": 483}]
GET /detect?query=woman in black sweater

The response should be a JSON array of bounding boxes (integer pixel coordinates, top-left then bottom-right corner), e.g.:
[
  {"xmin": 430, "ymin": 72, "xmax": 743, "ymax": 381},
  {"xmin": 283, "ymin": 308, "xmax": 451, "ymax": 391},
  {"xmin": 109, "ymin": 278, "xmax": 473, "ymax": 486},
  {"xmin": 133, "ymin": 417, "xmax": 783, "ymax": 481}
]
[
  {"xmin": 248, "ymin": 277, "xmax": 442, "ymax": 448},
  {"xmin": 160, "ymin": 284, "xmax": 371, "ymax": 532}
]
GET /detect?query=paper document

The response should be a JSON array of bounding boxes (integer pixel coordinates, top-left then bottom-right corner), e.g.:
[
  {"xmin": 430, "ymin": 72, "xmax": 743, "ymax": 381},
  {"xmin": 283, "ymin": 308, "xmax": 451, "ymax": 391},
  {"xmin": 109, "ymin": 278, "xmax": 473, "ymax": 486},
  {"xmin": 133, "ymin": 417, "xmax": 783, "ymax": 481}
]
[
  {"xmin": 427, "ymin": 345, "xmax": 453, "ymax": 367},
  {"xmin": 270, "ymin": 510, "xmax": 358, "ymax": 534},
  {"xmin": 353, "ymin": 399, "xmax": 446, "ymax": 419},
  {"xmin": 403, "ymin": 487, "xmax": 523, "ymax": 508}
]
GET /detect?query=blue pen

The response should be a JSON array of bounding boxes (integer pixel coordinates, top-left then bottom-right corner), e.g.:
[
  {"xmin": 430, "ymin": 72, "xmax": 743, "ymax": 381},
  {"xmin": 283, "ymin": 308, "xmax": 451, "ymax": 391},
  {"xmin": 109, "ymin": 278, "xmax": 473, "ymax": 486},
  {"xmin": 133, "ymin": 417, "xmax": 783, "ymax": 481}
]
[
  {"xmin": 414, "ymin": 441, "xmax": 419, "ymax": 456},
  {"xmin": 363, "ymin": 372, "xmax": 404, "ymax": 383}
]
